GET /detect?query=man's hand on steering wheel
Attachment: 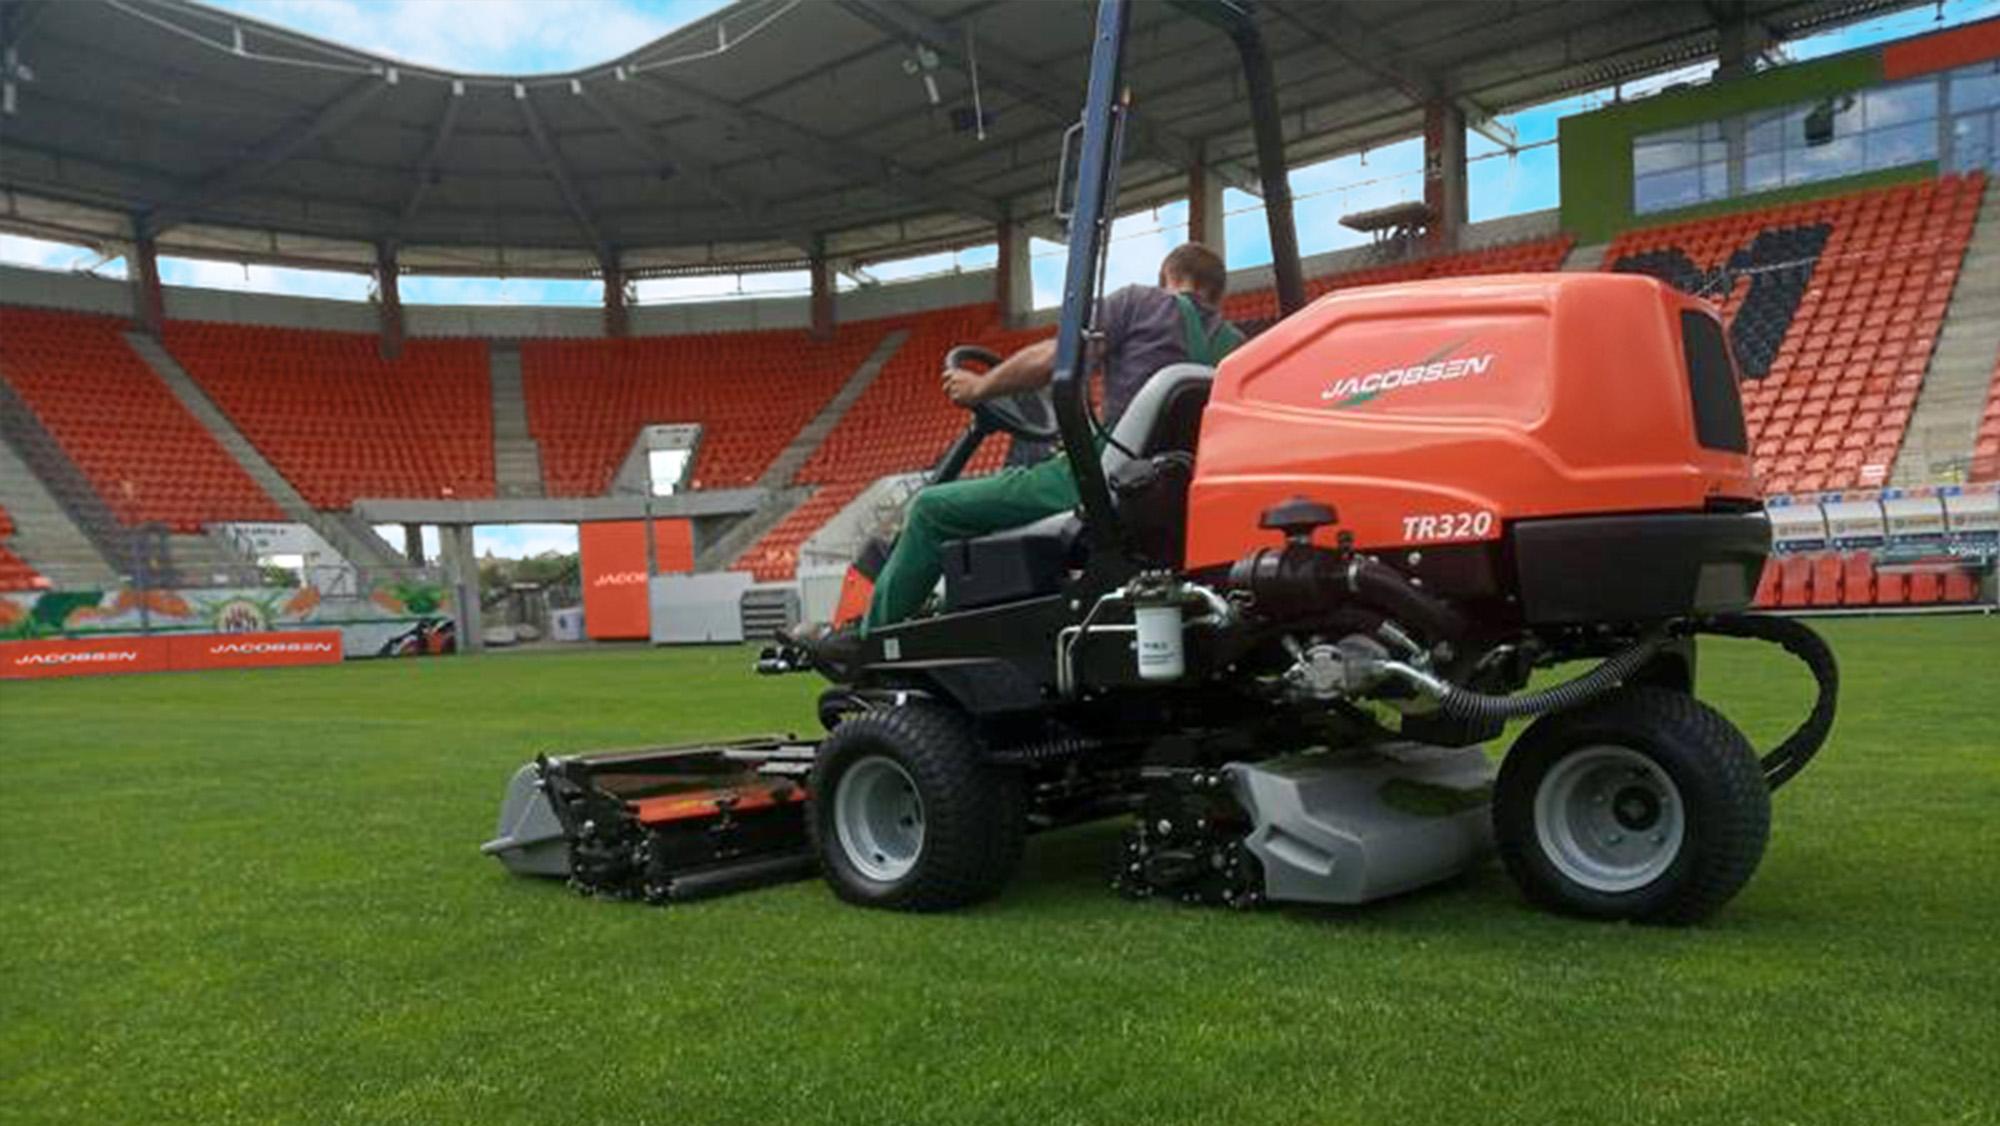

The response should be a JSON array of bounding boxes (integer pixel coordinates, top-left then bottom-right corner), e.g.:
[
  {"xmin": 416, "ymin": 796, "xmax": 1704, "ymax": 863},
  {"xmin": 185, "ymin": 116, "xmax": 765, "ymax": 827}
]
[{"xmin": 941, "ymin": 366, "xmax": 987, "ymax": 407}]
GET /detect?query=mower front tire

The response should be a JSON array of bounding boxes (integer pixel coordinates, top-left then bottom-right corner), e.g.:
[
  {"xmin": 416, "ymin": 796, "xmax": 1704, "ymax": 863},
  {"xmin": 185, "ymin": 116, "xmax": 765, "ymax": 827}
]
[
  {"xmin": 1494, "ymin": 686, "xmax": 1770, "ymax": 926},
  {"xmin": 808, "ymin": 703, "xmax": 1025, "ymax": 912}
]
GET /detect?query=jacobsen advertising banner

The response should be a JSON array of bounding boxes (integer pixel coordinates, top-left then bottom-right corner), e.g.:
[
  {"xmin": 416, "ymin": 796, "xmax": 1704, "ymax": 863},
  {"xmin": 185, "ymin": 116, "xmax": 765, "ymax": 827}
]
[
  {"xmin": 0, "ymin": 635, "xmax": 172, "ymax": 679},
  {"xmin": 166, "ymin": 630, "xmax": 344, "ymax": 671},
  {"xmin": 0, "ymin": 630, "xmax": 343, "ymax": 680},
  {"xmin": 579, "ymin": 520, "xmax": 694, "ymax": 641}
]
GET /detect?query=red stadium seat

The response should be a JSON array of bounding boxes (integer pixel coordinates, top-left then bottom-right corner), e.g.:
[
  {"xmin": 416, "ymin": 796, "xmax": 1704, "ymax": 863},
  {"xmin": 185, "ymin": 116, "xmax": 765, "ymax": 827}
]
[
  {"xmin": 1810, "ymin": 552, "xmax": 1843, "ymax": 607},
  {"xmin": 1841, "ymin": 551, "xmax": 1874, "ymax": 606},
  {"xmin": 1779, "ymin": 555, "xmax": 1814, "ymax": 607},
  {"xmin": 161, "ymin": 322, "xmax": 494, "ymax": 508},
  {"xmin": 1942, "ymin": 569, "xmax": 1977, "ymax": 604},
  {"xmin": 1907, "ymin": 569, "xmax": 1942, "ymax": 604},
  {"xmin": 0, "ymin": 307, "xmax": 283, "ymax": 530},
  {"xmin": 1604, "ymin": 172, "xmax": 1988, "ymax": 494},
  {"xmin": 1753, "ymin": 557, "xmax": 1782, "ymax": 608},
  {"xmin": 1874, "ymin": 569, "xmax": 1906, "ymax": 605}
]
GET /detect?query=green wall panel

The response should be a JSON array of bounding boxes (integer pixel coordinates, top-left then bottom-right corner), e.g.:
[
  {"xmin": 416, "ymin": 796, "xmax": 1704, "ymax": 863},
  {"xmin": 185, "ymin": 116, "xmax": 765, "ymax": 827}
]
[{"xmin": 1560, "ymin": 50, "xmax": 1886, "ymax": 243}]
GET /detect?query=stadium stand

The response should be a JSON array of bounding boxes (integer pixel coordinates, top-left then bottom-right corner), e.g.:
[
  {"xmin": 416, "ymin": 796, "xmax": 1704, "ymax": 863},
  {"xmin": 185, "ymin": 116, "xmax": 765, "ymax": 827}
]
[
  {"xmin": 1751, "ymin": 548, "xmax": 1984, "ymax": 609},
  {"xmin": 0, "ymin": 306, "xmax": 284, "ymax": 532},
  {"xmin": 161, "ymin": 322, "xmax": 495, "ymax": 509},
  {"xmin": 1973, "ymin": 344, "xmax": 2000, "ymax": 482},
  {"xmin": 0, "ymin": 504, "xmax": 49, "ymax": 591},
  {"xmin": 521, "ymin": 329, "xmax": 880, "ymax": 496},
  {"xmin": 1223, "ymin": 235, "xmax": 1576, "ymax": 324},
  {"xmin": 1606, "ymin": 173, "xmax": 1988, "ymax": 495}
]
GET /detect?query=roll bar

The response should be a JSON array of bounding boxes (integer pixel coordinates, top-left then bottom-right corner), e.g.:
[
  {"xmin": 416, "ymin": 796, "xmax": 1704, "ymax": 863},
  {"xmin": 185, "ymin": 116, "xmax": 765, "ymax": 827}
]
[{"xmin": 1050, "ymin": 0, "xmax": 1304, "ymax": 554}]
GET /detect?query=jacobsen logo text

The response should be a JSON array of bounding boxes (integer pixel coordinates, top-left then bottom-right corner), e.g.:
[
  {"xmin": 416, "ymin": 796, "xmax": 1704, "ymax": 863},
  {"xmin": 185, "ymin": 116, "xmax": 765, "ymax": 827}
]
[
  {"xmin": 209, "ymin": 641, "xmax": 335, "ymax": 655},
  {"xmin": 1321, "ymin": 352, "xmax": 1495, "ymax": 409},
  {"xmin": 593, "ymin": 571, "xmax": 647, "ymax": 587},
  {"xmin": 16, "ymin": 650, "xmax": 140, "ymax": 666}
]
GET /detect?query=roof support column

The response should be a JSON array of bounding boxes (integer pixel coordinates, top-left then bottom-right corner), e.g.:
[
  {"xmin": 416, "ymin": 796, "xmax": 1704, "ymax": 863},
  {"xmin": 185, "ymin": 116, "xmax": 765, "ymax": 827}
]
[
  {"xmin": 602, "ymin": 253, "xmax": 629, "ymax": 338},
  {"xmin": 129, "ymin": 220, "xmax": 164, "ymax": 337},
  {"xmin": 1423, "ymin": 99, "xmax": 1467, "ymax": 253},
  {"xmin": 809, "ymin": 236, "xmax": 835, "ymax": 342},
  {"xmin": 375, "ymin": 243, "xmax": 405, "ymax": 360},
  {"xmin": 1714, "ymin": 2, "xmax": 1764, "ymax": 81},
  {"xmin": 1187, "ymin": 152, "xmax": 1227, "ymax": 263},
  {"xmin": 441, "ymin": 522, "xmax": 483, "ymax": 656},
  {"xmin": 996, "ymin": 213, "xmax": 1032, "ymax": 328}
]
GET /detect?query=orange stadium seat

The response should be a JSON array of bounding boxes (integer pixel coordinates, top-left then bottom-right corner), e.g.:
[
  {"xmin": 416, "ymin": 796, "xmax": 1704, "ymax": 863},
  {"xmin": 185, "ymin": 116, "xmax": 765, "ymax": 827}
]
[
  {"xmin": 1606, "ymin": 172, "xmax": 1987, "ymax": 494},
  {"xmin": 0, "ymin": 306, "xmax": 284, "ymax": 531},
  {"xmin": 1810, "ymin": 551, "xmax": 1843, "ymax": 607},
  {"xmin": 521, "ymin": 329, "xmax": 880, "ymax": 497},
  {"xmin": 1841, "ymin": 551, "xmax": 1875, "ymax": 607},
  {"xmin": 1778, "ymin": 554, "xmax": 1814, "ymax": 607},
  {"xmin": 1753, "ymin": 556, "xmax": 1782, "ymax": 608},
  {"xmin": 1971, "ymin": 345, "xmax": 2000, "ymax": 483},
  {"xmin": 161, "ymin": 322, "xmax": 495, "ymax": 509}
]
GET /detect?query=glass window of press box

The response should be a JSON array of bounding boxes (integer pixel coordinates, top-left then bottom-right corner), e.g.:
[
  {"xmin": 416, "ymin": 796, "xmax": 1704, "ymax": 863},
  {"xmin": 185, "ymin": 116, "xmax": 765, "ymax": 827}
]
[{"xmin": 1631, "ymin": 62, "xmax": 2000, "ymax": 215}]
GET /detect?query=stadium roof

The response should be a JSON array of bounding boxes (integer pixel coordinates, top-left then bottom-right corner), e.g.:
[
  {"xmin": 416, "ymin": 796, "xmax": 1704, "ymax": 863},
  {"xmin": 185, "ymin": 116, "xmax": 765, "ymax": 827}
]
[{"xmin": 0, "ymin": 0, "xmax": 1921, "ymax": 278}]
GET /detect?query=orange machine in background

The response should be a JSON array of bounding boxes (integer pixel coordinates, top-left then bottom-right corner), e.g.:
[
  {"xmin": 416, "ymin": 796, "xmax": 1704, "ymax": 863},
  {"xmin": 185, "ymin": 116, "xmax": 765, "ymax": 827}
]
[{"xmin": 579, "ymin": 519, "xmax": 694, "ymax": 640}]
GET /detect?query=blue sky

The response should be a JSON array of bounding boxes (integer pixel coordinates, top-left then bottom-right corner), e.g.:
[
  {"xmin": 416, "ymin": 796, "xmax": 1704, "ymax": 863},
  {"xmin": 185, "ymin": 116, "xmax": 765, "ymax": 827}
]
[{"xmin": 4, "ymin": 0, "xmax": 1997, "ymax": 314}]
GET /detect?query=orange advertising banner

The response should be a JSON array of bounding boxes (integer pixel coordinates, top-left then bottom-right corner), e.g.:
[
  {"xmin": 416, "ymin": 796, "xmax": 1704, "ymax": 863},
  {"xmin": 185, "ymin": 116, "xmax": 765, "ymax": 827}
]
[
  {"xmin": 0, "ymin": 630, "xmax": 345, "ymax": 680},
  {"xmin": 166, "ymin": 630, "xmax": 343, "ymax": 671},
  {"xmin": 0, "ymin": 635, "xmax": 172, "ymax": 679},
  {"xmin": 579, "ymin": 519, "xmax": 694, "ymax": 640},
  {"xmin": 1882, "ymin": 18, "xmax": 2000, "ymax": 78}
]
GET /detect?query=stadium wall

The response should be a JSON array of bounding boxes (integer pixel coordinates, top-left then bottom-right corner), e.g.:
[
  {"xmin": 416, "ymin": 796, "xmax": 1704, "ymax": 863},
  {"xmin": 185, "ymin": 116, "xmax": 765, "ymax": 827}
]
[{"xmin": 1561, "ymin": 47, "xmax": 1889, "ymax": 242}]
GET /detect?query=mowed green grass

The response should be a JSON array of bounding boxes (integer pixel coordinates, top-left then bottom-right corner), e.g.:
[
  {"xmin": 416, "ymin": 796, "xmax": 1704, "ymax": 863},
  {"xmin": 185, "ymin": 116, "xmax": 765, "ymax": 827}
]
[{"xmin": 2, "ymin": 618, "xmax": 1996, "ymax": 1126}]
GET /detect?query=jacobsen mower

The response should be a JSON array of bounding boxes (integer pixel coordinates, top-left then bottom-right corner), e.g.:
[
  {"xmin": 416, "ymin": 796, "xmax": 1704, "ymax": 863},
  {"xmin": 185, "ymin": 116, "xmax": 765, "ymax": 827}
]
[{"xmin": 483, "ymin": 0, "xmax": 1836, "ymax": 926}]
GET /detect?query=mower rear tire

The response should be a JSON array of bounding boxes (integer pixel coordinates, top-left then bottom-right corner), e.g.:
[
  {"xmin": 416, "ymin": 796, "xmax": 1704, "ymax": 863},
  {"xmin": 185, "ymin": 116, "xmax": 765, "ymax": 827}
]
[
  {"xmin": 809, "ymin": 703, "xmax": 1025, "ymax": 911},
  {"xmin": 1494, "ymin": 686, "xmax": 1769, "ymax": 925}
]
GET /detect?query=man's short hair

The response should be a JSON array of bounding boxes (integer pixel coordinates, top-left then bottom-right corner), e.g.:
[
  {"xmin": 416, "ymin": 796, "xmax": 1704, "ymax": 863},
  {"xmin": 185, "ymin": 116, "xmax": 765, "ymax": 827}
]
[{"xmin": 1161, "ymin": 242, "xmax": 1228, "ymax": 303}]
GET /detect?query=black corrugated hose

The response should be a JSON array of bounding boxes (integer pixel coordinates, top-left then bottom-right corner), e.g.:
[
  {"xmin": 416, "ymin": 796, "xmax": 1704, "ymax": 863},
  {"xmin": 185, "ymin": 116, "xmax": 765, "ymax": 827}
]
[
  {"xmin": 1427, "ymin": 615, "xmax": 1836, "ymax": 792},
  {"xmin": 1693, "ymin": 613, "xmax": 1839, "ymax": 791},
  {"xmin": 1433, "ymin": 633, "xmax": 1669, "ymax": 724}
]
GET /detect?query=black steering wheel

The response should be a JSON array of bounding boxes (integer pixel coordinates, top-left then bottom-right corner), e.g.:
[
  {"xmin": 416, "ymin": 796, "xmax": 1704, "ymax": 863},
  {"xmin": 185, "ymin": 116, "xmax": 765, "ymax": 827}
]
[{"xmin": 946, "ymin": 345, "xmax": 1060, "ymax": 443}]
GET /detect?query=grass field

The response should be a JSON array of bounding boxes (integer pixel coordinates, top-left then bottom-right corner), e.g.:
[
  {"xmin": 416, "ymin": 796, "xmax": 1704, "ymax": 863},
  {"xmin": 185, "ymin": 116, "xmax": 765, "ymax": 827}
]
[{"xmin": 3, "ymin": 616, "xmax": 1996, "ymax": 1125}]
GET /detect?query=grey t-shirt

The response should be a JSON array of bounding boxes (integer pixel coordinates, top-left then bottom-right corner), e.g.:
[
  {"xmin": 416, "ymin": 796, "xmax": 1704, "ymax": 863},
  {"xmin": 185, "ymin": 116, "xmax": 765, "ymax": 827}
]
[{"xmin": 1096, "ymin": 285, "xmax": 1232, "ymax": 425}]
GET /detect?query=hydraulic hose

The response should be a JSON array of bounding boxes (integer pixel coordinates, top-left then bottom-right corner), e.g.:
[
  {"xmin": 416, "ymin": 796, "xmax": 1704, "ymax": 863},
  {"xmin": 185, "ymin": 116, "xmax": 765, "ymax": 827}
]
[
  {"xmin": 1409, "ymin": 633, "xmax": 1669, "ymax": 724},
  {"xmin": 1382, "ymin": 616, "xmax": 1837, "ymax": 793},
  {"xmin": 1692, "ymin": 614, "xmax": 1839, "ymax": 791}
]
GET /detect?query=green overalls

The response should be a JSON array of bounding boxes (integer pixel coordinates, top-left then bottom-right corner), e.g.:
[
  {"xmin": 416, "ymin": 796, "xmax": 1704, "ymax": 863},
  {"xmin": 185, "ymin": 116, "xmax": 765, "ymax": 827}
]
[{"xmin": 862, "ymin": 295, "xmax": 1244, "ymax": 634}]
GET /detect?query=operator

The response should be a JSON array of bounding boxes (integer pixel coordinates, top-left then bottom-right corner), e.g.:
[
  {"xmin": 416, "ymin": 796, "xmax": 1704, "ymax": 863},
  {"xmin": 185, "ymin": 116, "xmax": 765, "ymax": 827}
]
[{"xmin": 791, "ymin": 241, "xmax": 1244, "ymax": 667}]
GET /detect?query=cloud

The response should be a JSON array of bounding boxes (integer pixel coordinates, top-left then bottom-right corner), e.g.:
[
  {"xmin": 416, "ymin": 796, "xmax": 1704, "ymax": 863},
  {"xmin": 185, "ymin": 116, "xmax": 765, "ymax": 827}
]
[
  {"xmin": 401, "ymin": 276, "xmax": 599, "ymax": 306},
  {"xmin": 205, "ymin": 0, "xmax": 735, "ymax": 75},
  {"xmin": 0, "ymin": 233, "xmax": 126, "ymax": 277},
  {"xmin": 157, "ymin": 257, "xmax": 371, "ymax": 300}
]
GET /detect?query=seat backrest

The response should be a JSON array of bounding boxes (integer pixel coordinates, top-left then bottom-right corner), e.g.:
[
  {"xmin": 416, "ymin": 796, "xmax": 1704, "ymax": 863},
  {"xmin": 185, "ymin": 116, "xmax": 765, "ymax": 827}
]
[{"xmin": 1101, "ymin": 363, "xmax": 1214, "ymax": 477}]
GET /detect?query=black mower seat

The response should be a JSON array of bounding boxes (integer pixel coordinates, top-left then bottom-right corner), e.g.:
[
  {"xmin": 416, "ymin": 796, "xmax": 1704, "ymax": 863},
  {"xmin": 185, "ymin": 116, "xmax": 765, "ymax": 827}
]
[{"xmin": 941, "ymin": 365, "xmax": 1214, "ymax": 611}]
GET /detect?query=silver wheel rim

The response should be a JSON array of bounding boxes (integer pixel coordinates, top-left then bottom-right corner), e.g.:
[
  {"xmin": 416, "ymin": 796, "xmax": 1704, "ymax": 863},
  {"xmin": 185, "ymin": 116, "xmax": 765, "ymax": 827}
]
[
  {"xmin": 834, "ymin": 755, "xmax": 925, "ymax": 882},
  {"xmin": 1533, "ymin": 744, "xmax": 1685, "ymax": 894}
]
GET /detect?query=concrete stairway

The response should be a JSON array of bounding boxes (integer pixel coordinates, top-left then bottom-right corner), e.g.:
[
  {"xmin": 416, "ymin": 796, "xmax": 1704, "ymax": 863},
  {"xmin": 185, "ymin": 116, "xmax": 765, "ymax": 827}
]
[
  {"xmin": 0, "ymin": 372, "xmax": 145, "ymax": 581},
  {"xmin": 124, "ymin": 331, "xmax": 410, "ymax": 572},
  {"xmin": 693, "ymin": 330, "xmax": 910, "ymax": 572},
  {"xmin": 488, "ymin": 343, "xmax": 545, "ymax": 498},
  {"xmin": 755, "ymin": 330, "xmax": 909, "ymax": 492},
  {"xmin": 1562, "ymin": 243, "xmax": 1607, "ymax": 271},
  {"xmin": 1892, "ymin": 177, "xmax": 2000, "ymax": 485},
  {"xmin": 0, "ymin": 433, "xmax": 117, "ymax": 588}
]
